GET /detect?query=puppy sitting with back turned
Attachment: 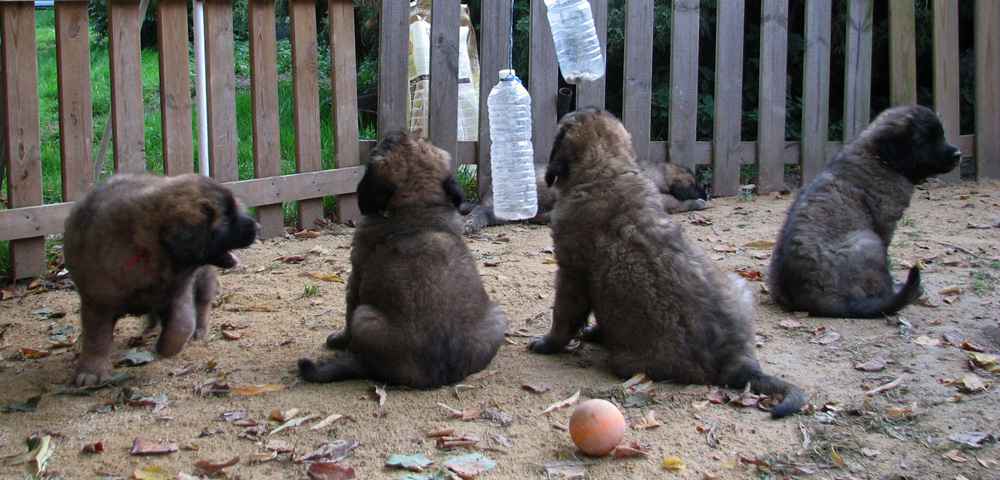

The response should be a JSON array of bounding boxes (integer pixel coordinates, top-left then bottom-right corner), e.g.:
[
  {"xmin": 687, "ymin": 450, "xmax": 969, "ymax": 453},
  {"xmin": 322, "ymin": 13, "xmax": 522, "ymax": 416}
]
[
  {"xmin": 768, "ymin": 105, "xmax": 961, "ymax": 318},
  {"xmin": 63, "ymin": 173, "xmax": 260, "ymax": 386},
  {"xmin": 298, "ymin": 131, "xmax": 506, "ymax": 389},
  {"xmin": 529, "ymin": 108, "xmax": 805, "ymax": 419}
]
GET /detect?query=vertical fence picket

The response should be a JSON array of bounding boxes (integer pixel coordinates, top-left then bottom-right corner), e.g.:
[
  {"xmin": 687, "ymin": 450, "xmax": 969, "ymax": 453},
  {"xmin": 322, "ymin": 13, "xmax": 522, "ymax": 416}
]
[
  {"xmin": 622, "ymin": 0, "xmax": 653, "ymax": 163},
  {"xmin": 329, "ymin": 0, "xmax": 361, "ymax": 224},
  {"xmin": 933, "ymin": 0, "xmax": 961, "ymax": 183},
  {"xmin": 800, "ymin": 0, "xmax": 832, "ymax": 185},
  {"xmin": 428, "ymin": 1, "xmax": 459, "ymax": 162},
  {"xmin": 157, "ymin": 0, "xmax": 194, "ymax": 175},
  {"xmin": 248, "ymin": 0, "xmax": 284, "ymax": 238},
  {"xmin": 55, "ymin": 1, "xmax": 95, "ymax": 198},
  {"xmin": 203, "ymin": 1, "xmax": 238, "ymax": 182},
  {"xmin": 576, "ymin": 0, "xmax": 607, "ymax": 110},
  {"xmin": 712, "ymin": 1, "xmax": 745, "ymax": 196},
  {"xmin": 975, "ymin": 0, "xmax": 1000, "ymax": 180},
  {"xmin": 843, "ymin": 0, "xmax": 873, "ymax": 142},
  {"xmin": 108, "ymin": 0, "xmax": 146, "ymax": 173},
  {"xmin": 889, "ymin": 0, "xmax": 917, "ymax": 105},
  {"xmin": 378, "ymin": 1, "xmax": 409, "ymax": 136},
  {"xmin": 1, "ymin": 2, "xmax": 45, "ymax": 279},
  {"xmin": 289, "ymin": 0, "xmax": 324, "ymax": 228},
  {"xmin": 667, "ymin": 0, "xmax": 699, "ymax": 172},
  {"xmin": 757, "ymin": 0, "xmax": 789, "ymax": 193},
  {"xmin": 476, "ymin": 1, "xmax": 513, "ymax": 203},
  {"xmin": 529, "ymin": 0, "xmax": 558, "ymax": 168}
]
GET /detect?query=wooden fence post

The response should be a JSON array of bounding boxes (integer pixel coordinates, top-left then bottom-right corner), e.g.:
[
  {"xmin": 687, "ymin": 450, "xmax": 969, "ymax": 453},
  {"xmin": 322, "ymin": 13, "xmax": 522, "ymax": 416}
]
[
  {"xmin": 712, "ymin": 0, "xmax": 745, "ymax": 197},
  {"xmin": 800, "ymin": 0, "xmax": 832, "ymax": 185},
  {"xmin": 248, "ymin": 0, "xmax": 285, "ymax": 237},
  {"xmin": 158, "ymin": 0, "xmax": 194, "ymax": 176},
  {"xmin": 428, "ymin": 0, "xmax": 459, "ymax": 163},
  {"xmin": 843, "ymin": 0, "xmax": 873, "ymax": 143},
  {"xmin": 975, "ymin": 0, "xmax": 1000, "ymax": 180},
  {"xmin": 668, "ymin": 0, "xmax": 700, "ymax": 173},
  {"xmin": 1, "ymin": 2, "xmax": 45, "ymax": 279},
  {"xmin": 757, "ymin": 0, "xmax": 789, "ymax": 193},
  {"xmin": 889, "ymin": 0, "xmax": 917, "ymax": 105},
  {"xmin": 933, "ymin": 0, "xmax": 961, "ymax": 183},
  {"xmin": 203, "ymin": 0, "xmax": 238, "ymax": 182},
  {"xmin": 329, "ymin": 0, "xmax": 361, "ymax": 224},
  {"xmin": 108, "ymin": 0, "xmax": 146, "ymax": 173},
  {"xmin": 289, "ymin": 0, "xmax": 324, "ymax": 228},
  {"xmin": 623, "ymin": 0, "xmax": 653, "ymax": 164},
  {"xmin": 529, "ymin": 0, "xmax": 557, "ymax": 168},
  {"xmin": 56, "ymin": 1, "xmax": 95, "ymax": 199}
]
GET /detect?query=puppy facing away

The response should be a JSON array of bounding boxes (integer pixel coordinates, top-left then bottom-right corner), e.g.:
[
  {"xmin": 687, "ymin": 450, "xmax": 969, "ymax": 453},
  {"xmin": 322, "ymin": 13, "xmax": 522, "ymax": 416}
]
[
  {"xmin": 63, "ymin": 173, "xmax": 259, "ymax": 386},
  {"xmin": 461, "ymin": 114, "xmax": 708, "ymax": 234},
  {"xmin": 768, "ymin": 105, "xmax": 961, "ymax": 318},
  {"xmin": 297, "ymin": 131, "xmax": 506, "ymax": 389},
  {"xmin": 529, "ymin": 108, "xmax": 805, "ymax": 419}
]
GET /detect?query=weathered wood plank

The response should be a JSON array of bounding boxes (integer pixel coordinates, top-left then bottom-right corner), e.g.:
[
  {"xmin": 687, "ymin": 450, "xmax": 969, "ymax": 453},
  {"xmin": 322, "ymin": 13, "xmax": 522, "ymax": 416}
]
[
  {"xmin": 328, "ymin": 0, "xmax": 361, "ymax": 224},
  {"xmin": 975, "ymin": 0, "xmax": 1000, "ymax": 180},
  {"xmin": 108, "ymin": 0, "xmax": 146, "ymax": 173},
  {"xmin": 248, "ymin": 0, "xmax": 284, "ymax": 237},
  {"xmin": 932, "ymin": 0, "xmax": 961, "ymax": 183},
  {"xmin": 622, "ymin": 0, "xmax": 653, "ymax": 163},
  {"xmin": 203, "ymin": 1, "xmax": 238, "ymax": 182},
  {"xmin": 378, "ymin": 0, "xmax": 409, "ymax": 135},
  {"xmin": 712, "ymin": 0, "xmax": 745, "ymax": 196},
  {"xmin": 476, "ymin": 0, "xmax": 513, "ymax": 203},
  {"xmin": 757, "ymin": 0, "xmax": 788, "ymax": 193},
  {"xmin": 843, "ymin": 0, "xmax": 873, "ymax": 142},
  {"xmin": 157, "ymin": 0, "xmax": 194, "ymax": 175},
  {"xmin": 575, "ymin": 0, "xmax": 606, "ymax": 109},
  {"xmin": 0, "ymin": 168, "xmax": 365, "ymax": 243},
  {"xmin": 889, "ymin": 0, "xmax": 916, "ymax": 105},
  {"xmin": 801, "ymin": 0, "xmax": 832, "ymax": 185},
  {"xmin": 529, "ymin": 0, "xmax": 558, "ymax": 167},
  {"xmin": 55, "ymin": 1, "xmax": 95, "ymax": 198},
  {"xmin": 667, "ymin": 0, "xmax": 699, "ymax": 171},
  {"xmin": 289, "ymin": 0, "xmax": 324, "ymax": 228},
  {"xmin": 428, "ymin": 0, "xmax": 459, "ymax": 161},
  {"xmin": 0, "ymin": 2, "xmax": 45, "ymax": 278}
]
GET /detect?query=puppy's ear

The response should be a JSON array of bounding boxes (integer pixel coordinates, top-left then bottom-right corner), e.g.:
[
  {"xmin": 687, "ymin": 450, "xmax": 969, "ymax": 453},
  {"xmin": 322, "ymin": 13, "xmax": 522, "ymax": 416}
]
[
  {"xmin": 545, "ymin": 128, "xmax": 570, "ymax": 187},
  {"xmin": 357, "ymin": 164, "xmax": 395, "ymax": 215},
  {"xmin": 873, "ymin": 122, "xmax": 916, "ymax": 174},
  {"xmin": 443, "ymin": 175, "xmax": 465, "ymax": 209}
]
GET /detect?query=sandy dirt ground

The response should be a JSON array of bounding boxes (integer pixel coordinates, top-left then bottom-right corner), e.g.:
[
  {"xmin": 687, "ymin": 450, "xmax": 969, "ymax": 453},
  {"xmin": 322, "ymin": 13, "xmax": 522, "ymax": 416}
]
[{"xmin": 1, "ymin": 180, "xmax": 999, "ymax": 480}]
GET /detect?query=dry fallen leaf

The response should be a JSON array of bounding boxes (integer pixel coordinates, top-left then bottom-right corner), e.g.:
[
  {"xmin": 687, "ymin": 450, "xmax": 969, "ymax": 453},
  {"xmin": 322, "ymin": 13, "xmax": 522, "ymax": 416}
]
[
  {"xmin": 270, "ymin": 408, "xmax": 300, "ymax": 422},
  {"xmin": 248, "ymin": 451, "xmax": 278, "ymax": 463},
  {"xmin": 854, "ymin": 357, "xmax": 887, "ymax": 372},
  {"xmin": 942, "ymin": 449, "xmax": 969, "ymax": 463},
  {"xmin": 300, "ymin": 272, "xmax": 345, "ymax": 283},
  {"xmin": 306, "ymin": 462, "xmax": 356, "ymax": 480},
  {"xmin": 194, "ymin": 455, "xmax": 239, "ymax": 475},
  {"xmin": 540, "ymin": 390, "xmax": 580, "ymax": 415},
  {"xmin": 232, "ymin": 383, "xmax": 286, "ymax": 396},
  {"xmin": 938, "ymin": 285, "xmax": 961, "ymax": 295},
  {"xmin": 613, "ymin": 441, "xmax": 649, "ymax": 457},
  {"xmin": 632, "ymin": 410, "xmax": 661, "ymax": 430},
  {"xmin": 133, "ymin": 465, "xmax": 172, "ymax": 480},
  {"xmin": 662, "ymin": 456, "xmax": 685, "ymax": 470},
  {"xmin": 914, "ymin": 335, "xmax": 942, "ymax": 347},
  {"xmin": 374, "ymin": 385, "xmax": 387, "ymax": 406},
  {"xmin": 884, "ymin": 403, "xmax": 918, "ymax": 415},
  {"xmin": 522, "ymin": 383, "xmax": 550, "ymax": 394},
  {"xmin": 20, "ymin": 347, "xmax": 52, "ymax": 359},
  {"xmin": 310, "ymin": 414, "xmax": 345, "ymax": 431},
  {"xmin": 130, "ymin": 437, "xmax": 178, "ymax": 456}
]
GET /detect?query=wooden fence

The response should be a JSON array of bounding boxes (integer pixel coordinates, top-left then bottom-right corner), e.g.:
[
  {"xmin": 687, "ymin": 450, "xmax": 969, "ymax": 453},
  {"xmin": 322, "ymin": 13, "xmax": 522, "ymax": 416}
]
[{"xmin": 1, "ymin": 0, "xmax": 998, "ymax": 281}]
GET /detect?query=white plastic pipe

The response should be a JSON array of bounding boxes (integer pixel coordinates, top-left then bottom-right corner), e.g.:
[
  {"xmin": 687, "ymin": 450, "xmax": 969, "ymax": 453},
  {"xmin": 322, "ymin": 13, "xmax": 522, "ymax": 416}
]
[{"xmin": 193, "ymin": 0, "xmax": 210, "ymax": 176}]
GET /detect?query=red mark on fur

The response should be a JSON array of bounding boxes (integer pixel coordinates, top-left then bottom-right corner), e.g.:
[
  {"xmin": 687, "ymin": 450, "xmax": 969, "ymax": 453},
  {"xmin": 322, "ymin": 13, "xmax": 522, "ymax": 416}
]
[{"xmin": 124, "ymin": 249, "xmax": 150, "ymax": 271}]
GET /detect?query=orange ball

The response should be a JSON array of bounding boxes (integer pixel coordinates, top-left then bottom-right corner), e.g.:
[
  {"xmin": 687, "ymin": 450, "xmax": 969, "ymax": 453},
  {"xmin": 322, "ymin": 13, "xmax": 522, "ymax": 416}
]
[{"xmin": 569, "ymin": 399, "xmax": 626, "ymax": 456}]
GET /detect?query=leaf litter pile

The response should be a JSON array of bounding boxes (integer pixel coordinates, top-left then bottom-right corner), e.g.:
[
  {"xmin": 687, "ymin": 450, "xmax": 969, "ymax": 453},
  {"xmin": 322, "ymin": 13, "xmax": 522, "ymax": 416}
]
[{"xmin": 1, "ymin": 181, "xmax": 1000, "ymax": 478}]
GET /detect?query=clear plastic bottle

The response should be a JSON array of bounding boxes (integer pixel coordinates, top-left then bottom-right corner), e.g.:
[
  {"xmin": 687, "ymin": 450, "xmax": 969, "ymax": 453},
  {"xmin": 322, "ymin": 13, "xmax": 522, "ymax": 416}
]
[
  {"xmin": 488, "ymin": 69, "xmax": 538, "ymax": 221},
  {"xmin": 544, "ymin": 0, "xmax": 605, "ymax": 84}
]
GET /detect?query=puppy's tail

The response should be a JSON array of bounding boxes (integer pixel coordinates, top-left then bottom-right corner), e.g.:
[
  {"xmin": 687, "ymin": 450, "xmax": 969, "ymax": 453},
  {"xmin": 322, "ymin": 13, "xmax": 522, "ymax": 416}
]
[
  {"xmin": 842, "ymin": 266, "xmax": 923, "ymax": 318},
  {"xmin": 727, "ymin": 366, "xmax": 807, "ymax": 420}
]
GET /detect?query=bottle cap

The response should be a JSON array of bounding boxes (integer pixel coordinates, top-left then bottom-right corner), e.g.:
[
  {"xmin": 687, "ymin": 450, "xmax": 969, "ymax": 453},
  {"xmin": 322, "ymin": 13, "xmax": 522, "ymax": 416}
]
[{"xmin": 499, "ymin": 69, "xmax": 517, "ymax": 80}]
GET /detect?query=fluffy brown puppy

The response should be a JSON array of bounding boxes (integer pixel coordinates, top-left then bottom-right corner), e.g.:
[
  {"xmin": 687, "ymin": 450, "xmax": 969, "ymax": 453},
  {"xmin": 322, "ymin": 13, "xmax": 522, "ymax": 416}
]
[
  {"xmin": 768, "ymin": 105, "xmax": 961, "ymax": 318},
  {"xmin": 529, "ymin": 108, "xmax": 805, "ymax": 419},
  {"xmin": 63, "ymin": 173, "xmax": 259, "ymax": 386},
  {"xmin": 297, "ymin": 131, "xmax": 506, "ymax": 389},
  {"xmin": 461, "ymin": 115, "xmax": 707, "ymax": 234}
]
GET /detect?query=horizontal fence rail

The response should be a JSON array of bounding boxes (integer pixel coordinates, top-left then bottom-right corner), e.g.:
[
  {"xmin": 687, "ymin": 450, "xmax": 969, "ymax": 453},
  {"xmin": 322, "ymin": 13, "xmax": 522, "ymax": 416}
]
[{"xmin": 1, "ymin": 0, "xmax": 998, "ymax": 280}]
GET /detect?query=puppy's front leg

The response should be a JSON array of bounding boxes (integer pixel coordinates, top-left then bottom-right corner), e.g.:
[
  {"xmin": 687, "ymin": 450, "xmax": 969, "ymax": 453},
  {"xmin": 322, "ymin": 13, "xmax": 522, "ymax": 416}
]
[
  {"xmin": 530, "ymin": 269, "xmax": 591, "ymax": 354},
  {"xmin": 74, "ymin": 301, "xmax": 117, "ymax": 387},
  {"xmin": 191, "ymin": 266, "xmax": 218, "ymax": 341},
  {"xmin": 326, "ymin": 269, "xmax": 361, "ymax": 349}
]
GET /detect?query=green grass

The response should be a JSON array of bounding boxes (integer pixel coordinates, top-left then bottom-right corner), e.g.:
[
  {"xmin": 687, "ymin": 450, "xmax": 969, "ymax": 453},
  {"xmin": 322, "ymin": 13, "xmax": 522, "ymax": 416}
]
[
  {"xmin": 970, "ymin": 269, "xmax": 998, "ymax": 296},
  {"xmin": 2, "ymin": 9, "xmax": 382, "ymax": 281}
]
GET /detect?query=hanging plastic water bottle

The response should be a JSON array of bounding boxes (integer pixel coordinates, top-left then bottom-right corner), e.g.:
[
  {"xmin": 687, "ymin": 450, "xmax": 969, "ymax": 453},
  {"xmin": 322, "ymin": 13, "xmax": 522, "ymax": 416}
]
[
  {"xmin": 488, "ymin": 69, "xmax": 538, "ymax": 221},
  {"xmin": 544, "ymin": 0, "xmax": 605, "ymax": 84}
]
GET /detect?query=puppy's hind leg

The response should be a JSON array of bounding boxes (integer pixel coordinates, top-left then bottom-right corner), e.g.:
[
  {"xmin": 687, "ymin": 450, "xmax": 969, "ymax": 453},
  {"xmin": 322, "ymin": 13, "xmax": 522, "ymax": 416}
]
[
  {"xmin": 73, "ymin": 300, "xmax": 119, "ymax": 387},
  {"xmin": 297, "ymin": 353, "xmax": 372, "ymax": 383},
  {"xmin": 530, "ymin": 269, "xmax": 592, "ymax": 354}
]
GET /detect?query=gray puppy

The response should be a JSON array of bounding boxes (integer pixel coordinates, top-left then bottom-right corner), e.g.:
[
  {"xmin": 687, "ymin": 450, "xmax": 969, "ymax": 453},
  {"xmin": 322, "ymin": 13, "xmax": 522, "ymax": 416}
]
[
  {"xmin": 63, "ymin": 173, "xmax": 259, "ymax": 386},
  {"xmin": 529, "ymin": 108, "xmax": 805, "ymax": 419},
  {"xmin": 298, "ymin": 131, "xmax": 506, "ymax": 389},
  {"xmin": 768, "ymin": 105, "xmax": 961, "ymax": 318}
]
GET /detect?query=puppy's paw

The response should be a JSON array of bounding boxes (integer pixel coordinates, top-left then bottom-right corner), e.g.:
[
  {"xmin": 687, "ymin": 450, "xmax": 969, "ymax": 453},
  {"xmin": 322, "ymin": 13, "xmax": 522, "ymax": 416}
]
[
  {"xmin": 528, "ymin": 336, "xmax": 565, "ymax": 354},
  {"xmin": 73, "ymin": 367, "xmax": 110, "ymax": 387},
  {"xmin": 690, "ymin": 198, "xmax": 708, "ymax": 210},
  {"xmin": 325, "ymin": 331, "xmax": 349, "ymax": 349},
  {"xmin": 297, "ymin": 358, "xmax": 321, "ymax": 382},
  {"xmin": 190, "ymin": 325, "xmax": 208, "ymax": 341}
]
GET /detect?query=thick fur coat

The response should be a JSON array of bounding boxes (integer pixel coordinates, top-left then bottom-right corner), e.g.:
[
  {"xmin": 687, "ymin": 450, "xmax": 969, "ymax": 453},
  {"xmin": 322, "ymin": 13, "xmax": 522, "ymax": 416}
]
[
  {"xmin": 63, "ymin": 173, "xmax": 259, "ymax": 386},
  {"xmin": 530, "ymin": 108, "xmax": 805, "ymax": 419},
  {"xmin": 768, "ymin": 105, "xmax": 961, "ymax": 318},
  {"xmin": 297, "ymin": 131, "xmax": 506, "ymax": 389}
]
